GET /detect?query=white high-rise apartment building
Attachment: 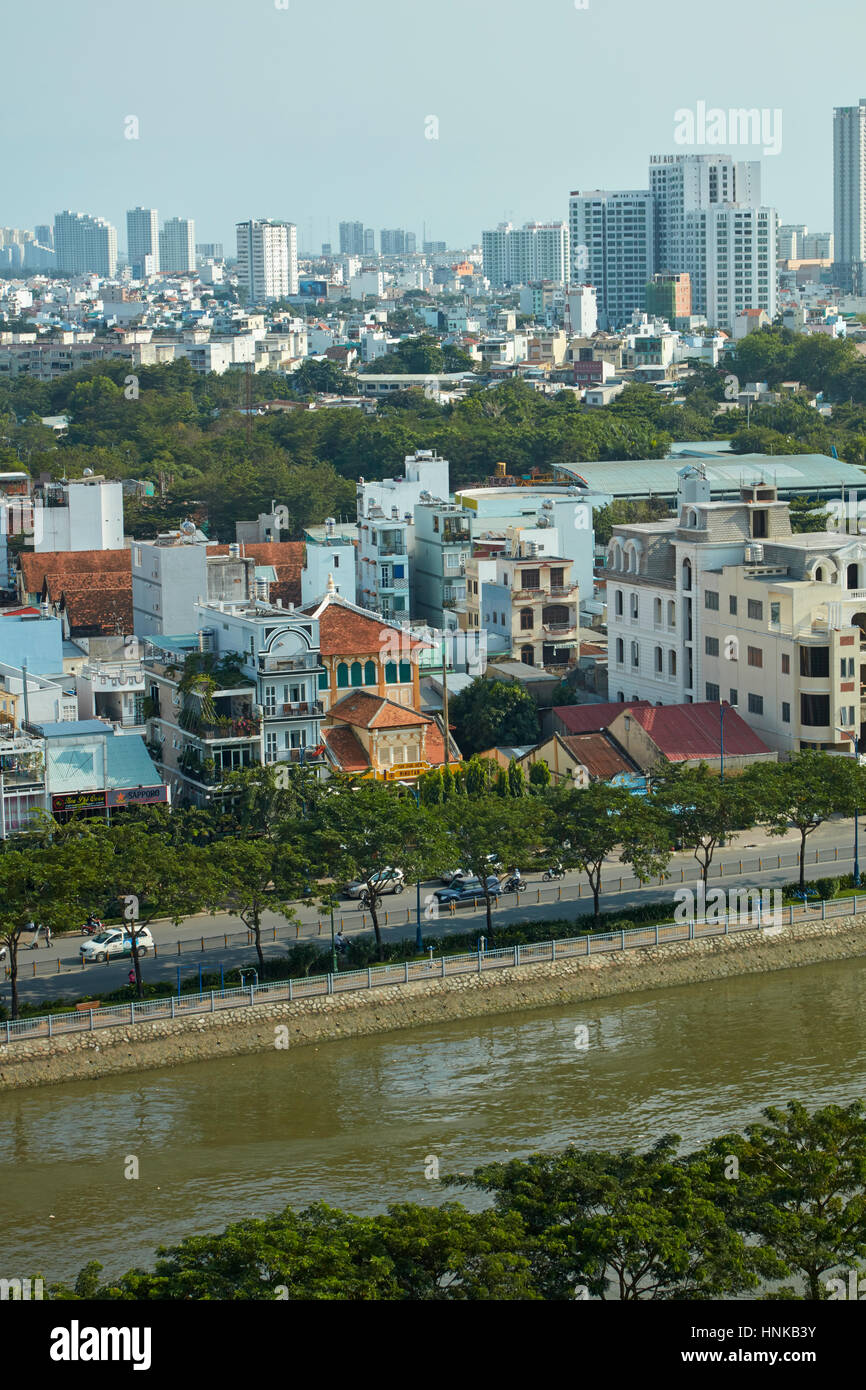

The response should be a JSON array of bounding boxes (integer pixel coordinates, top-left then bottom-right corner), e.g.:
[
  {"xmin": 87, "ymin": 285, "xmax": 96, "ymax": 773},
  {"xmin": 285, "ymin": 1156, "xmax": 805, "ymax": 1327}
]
[
  {"xmin": 235, "ymin": 219, "xmax": 298, "ymax": 302},
  {"xmin": 568, "ymin": 191, "xmax": 654, "ymax": 330},
  {"xmin": 126, "ymin": 207, "xmax": 159, "ymax": 275},
  {"xmin": 685, "ymin": 205, "xmax": 778, "ymax": 331},
  {"xmin": 649, "ymin": 155, "xmax": 761, "ymax": 274},
  {"xmin": 481, "ymin": 222, "xmax": 569, "ymax": 289},
  {"xmin": 159, "ymin": 217, "xmax": 195, "ymax": 274},
  {"xmin": 834, "ymin": 99, "xmax": 866, "ymax": 292},
  {"xmin": 54, "ymin": 212, "xmax": 118, "ymax": 277},
  {"xmin": 607, "ymin": 466, "xmax": 866, "ymax": 755}
]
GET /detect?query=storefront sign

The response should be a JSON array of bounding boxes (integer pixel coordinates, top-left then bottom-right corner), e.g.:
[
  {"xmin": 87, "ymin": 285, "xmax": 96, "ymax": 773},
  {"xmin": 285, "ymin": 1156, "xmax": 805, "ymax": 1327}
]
[
  {"xmin": 106, "ymin": 786, "xmax": 169, "ymax": 807},
  {"xmin": 51, "ymin": 791, "xmax": 107, "ymax": 813}
]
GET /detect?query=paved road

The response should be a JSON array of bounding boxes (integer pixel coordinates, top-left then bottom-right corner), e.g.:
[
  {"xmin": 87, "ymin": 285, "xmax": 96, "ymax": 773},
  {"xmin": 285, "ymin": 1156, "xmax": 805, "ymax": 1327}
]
[{"xmin": 4, "ymin": 819, "xmax": 859, "ymax": 1005}]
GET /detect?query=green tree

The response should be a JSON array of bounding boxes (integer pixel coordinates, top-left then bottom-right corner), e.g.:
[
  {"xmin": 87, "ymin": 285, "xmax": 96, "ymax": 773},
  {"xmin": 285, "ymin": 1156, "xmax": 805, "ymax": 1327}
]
[
  {"xmin": 440, "ymin": 796, "xmax": 544, "ymax": 938},
  {"xmin": 708, "ymin": 1100, "xmax": 866, "ymax": 1299},
  {"xmin": 450, "ymin": 678, "xmax": 540, "ymax": 757},
  {"xmin": 655, "ymin": 763, "xmax": 756, "ymax": 885},
  {"xmin": 528, "ymin": 760, "xmax": 551, "ymax": 792},
  {"xmin": 87, "ymin": 825, "xmax": 211, "ymax": 997},
  {"xmin": 0, "ymin": 843, "xmax": 85, "ymax": 1018},
  {"xmin": 306, "ymin": 780, "xmax": 447, "ymax": 958},
  {"xmin": 210, "ymin": 838, "xmax": 300, "ymax": 975},
  {"xmin": 459, "ymin": 1138, "xmax": 770, "ymax": 1300},
  {"xmin": 549, "ymin": 782, "xmax": 670, "ymax": 921},
  {"xmin": 745, "ymin": 751, "xmax": 864, "ymax": 892}
]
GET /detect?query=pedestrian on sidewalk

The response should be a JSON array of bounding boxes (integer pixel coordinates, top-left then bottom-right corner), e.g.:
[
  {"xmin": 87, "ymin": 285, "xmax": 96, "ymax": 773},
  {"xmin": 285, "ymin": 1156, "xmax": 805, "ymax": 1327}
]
[
  {"xmin": 335, "ymin": 930, "xmax": 347, "ymax": 955},
  {"xmin": 128, "ymin": 969, "xmax": 136, "ymax": 987},
  {"xmin": 44, "ymin": 924, "xmax": 52, "ymax": 948}
]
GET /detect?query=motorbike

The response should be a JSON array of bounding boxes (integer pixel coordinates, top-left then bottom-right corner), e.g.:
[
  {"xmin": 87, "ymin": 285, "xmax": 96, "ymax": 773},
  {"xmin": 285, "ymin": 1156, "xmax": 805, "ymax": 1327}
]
[
  {"xmin": 502, "ymin": 876, "xmax": 527, "ymax": 894},
  {"xmin": 81, "ymin": 917, "xmax": 104, "ymax": 936},
  {"xmin": 543, "ymin": 864, "xmax": 566, "ymax": 882}
]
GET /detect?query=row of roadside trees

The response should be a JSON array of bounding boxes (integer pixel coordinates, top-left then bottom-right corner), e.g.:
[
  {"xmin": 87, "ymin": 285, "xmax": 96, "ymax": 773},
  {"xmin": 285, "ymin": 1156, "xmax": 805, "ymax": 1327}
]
[{"xmin": 1, "ymin": 749, "xmax": 864, "ymax": 1019}]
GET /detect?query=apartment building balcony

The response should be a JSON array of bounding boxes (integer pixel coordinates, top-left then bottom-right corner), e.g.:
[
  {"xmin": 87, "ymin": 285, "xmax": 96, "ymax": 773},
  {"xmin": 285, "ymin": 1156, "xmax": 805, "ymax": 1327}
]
[
  {"xmin": 441, "ymin": 527, "xmax": 471, "ymax": 544},
  {"xmin": 265, "ymin": 700, "xmax": 324, "ymax": 719},
  {"xmin": 379, "ymin": 576, "xmax": 409, "ymax": 591},
  {"xmin": 258, "ymin": 653, "xmax": 321, "ymax": 675},
  {"xmin": 194, "ymin": 717, "xmax": 262, "ymax": 742},
  {"xmin": 279, "ymin": 746, "xmax": 328, "ymax": 766},
  {"xmin": 80, "ymin": 663, "xmax": 145, "ymax": 691}
]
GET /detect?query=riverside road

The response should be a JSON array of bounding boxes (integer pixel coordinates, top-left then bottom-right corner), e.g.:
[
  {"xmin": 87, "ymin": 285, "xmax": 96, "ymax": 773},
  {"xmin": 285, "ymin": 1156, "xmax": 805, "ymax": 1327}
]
[{"xmin": 5, "ymin": 821, "xmax": 860, "ymax": 1005}]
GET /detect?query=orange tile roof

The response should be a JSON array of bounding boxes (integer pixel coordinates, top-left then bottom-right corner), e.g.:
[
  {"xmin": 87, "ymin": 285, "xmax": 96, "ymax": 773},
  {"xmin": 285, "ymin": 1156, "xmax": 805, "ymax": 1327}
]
[
  {"xmin": 321, "ymin": 725, "xmax": 370, "ymax": 772},
  {"xmin": 58, "ymin": 581, "xmax": 133, "ymax": 635},
  {"xmin": 328, "ymin": 692, "xmax": 432, "ymax": 730},
  {"xmin": 302, "ymin": 593, "xmax": 430, "ymax": 658},
  {"xmin": 19, "ymin": 548, "xmax": 131, "ymax": 593}
]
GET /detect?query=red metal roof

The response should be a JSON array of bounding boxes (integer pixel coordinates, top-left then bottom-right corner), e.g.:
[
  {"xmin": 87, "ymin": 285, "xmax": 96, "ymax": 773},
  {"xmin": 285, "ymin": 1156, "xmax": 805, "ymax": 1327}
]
[
  {"xmin": 626, "ymin": 702, "xmax": 771, "ymax": 760},
  {"xmin": 554, "ymin": 700, "xmax": 650, "ymax": 735}
]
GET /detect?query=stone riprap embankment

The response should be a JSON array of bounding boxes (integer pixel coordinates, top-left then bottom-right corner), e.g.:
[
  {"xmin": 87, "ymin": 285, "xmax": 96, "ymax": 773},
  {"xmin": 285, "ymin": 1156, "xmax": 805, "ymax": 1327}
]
[{"xmin": 3, "ymin": 913, "xmax": 866, "ymax": 1091}]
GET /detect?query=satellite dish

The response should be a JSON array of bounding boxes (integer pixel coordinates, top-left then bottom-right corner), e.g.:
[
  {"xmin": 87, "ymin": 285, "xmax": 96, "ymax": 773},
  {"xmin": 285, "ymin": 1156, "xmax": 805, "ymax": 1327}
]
[
  {"xmin": 83, "ymin": 468, "xmax": 94, "ymax": 477},
  {"xmin": 180, "ymin": 519, "xmax": 196, "ymax": 535}
]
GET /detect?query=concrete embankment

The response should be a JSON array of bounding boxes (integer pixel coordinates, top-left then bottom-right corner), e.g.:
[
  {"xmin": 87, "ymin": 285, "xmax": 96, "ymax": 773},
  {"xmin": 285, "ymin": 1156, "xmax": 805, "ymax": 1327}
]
[{"xmin": 3, "ymin": 913, "xmax": 866, "ymax": 1091}]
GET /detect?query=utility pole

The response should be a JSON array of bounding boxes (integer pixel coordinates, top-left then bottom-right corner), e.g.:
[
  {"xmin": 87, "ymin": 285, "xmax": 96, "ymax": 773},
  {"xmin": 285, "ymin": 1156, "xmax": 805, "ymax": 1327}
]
[{"xmin": 441, "ymin": 643, "xmax": 450, "ymax": 768}]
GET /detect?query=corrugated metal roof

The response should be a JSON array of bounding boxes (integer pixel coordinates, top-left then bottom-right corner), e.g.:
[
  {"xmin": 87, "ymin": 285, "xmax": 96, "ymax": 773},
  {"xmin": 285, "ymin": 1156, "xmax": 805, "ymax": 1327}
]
[
  {"xmin": 629, "ymin": 703, "xmax": 772, "ymax": 760},
  {"xmin": 555, "ymin": 453, "xmax": 865, "ymax": 497}
]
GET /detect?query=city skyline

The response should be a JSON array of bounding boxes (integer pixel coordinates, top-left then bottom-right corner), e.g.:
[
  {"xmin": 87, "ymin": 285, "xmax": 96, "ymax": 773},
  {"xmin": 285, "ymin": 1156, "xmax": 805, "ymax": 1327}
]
[{"xmin": 2, "ymin": 0, "xmax": 863, "ymax": 252}]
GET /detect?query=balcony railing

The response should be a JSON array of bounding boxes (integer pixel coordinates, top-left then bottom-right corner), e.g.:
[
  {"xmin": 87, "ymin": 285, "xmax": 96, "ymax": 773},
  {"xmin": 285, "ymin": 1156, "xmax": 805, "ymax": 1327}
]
[
  {"xmin": 380, "ymin": 577, "xmax": 409, "ymax": 590},
  {"xmin": 265, "ymin": 700, "xmax": 324, "ymax": 719},
  {"xmin": 543, "ymin": 623, "xmax": 577, "ymax": 635},
  {"xmin": 258, "ymin": 655, "xmax": 320, "ymax": 674},
  {"xmin": 279, "ymin": 746, "xmax": 327, "ymax": 765},
  {"xmin": 196, "ymin": 718, "xmax": 262, "ymax": 741}
]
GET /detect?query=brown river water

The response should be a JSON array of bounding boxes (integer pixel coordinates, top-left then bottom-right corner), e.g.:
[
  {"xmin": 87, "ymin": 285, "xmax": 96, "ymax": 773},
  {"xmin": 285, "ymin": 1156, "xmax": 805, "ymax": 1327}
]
[{"xmin": 1, "ymin": 955, "xmax": 865, "ymax": 1285}]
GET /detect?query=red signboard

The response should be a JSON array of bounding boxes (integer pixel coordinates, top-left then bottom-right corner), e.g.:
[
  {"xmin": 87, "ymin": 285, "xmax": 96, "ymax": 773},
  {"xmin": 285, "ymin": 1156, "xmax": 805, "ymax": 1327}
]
[{"xmin": 106, "ymin": 786, "xmax": 169, "ymax": 808}]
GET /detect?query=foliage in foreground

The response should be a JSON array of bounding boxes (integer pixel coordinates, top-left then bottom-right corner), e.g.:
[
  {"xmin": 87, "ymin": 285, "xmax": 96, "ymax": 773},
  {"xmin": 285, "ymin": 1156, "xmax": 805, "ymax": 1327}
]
[{"xmin": 46, "ymin": 1101, "xmax": 866, "ymax": 1301}]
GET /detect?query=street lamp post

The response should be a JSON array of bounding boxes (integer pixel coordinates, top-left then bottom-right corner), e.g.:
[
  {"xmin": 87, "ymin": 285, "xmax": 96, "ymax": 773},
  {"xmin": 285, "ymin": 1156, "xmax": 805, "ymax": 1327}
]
[
  {"xmin": 836, "ymin": 727, "xmax": 861, "ymax": 887},
  {"xmin": 719, "ymin": 700, "xmax": 736, "ymax": 782},
  {"xmin": 411, "ymin": 784, "xmax": 423, "ymax": 952},
  {"xmin": 329, "ymin": 899, "xmax": 338, "ymax": 974}
]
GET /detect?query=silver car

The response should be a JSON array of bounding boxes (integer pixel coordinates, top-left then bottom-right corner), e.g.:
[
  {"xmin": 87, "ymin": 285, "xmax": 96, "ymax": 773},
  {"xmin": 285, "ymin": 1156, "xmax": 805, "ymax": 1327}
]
[{"xmin": 345, "ymin": 868, "xmax": 406, "ymax": 900}]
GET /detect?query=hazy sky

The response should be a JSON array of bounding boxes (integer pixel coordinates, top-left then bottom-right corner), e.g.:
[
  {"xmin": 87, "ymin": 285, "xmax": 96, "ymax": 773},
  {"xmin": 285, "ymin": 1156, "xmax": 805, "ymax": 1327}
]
[{"xmin": 3, "ymin": 0, "xmax": 864, "ymax": 254}]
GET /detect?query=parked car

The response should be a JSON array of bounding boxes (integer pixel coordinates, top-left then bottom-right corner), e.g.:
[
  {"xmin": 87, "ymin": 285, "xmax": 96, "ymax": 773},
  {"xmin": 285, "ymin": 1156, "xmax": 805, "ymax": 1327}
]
[
  {"xmin": 79, "ymin": 928, "xmax": 155, "ymax": 963},
  {"xmin": 345, "ymin": 868, "xmax": 405, "ymax": 899},
  {"xmin": 434, "ymin": 876, "xmax": 502, "ymax": 905},
  {"xmin": 440, "ymin": 856, "xmax": 503, "ymax": 886}
]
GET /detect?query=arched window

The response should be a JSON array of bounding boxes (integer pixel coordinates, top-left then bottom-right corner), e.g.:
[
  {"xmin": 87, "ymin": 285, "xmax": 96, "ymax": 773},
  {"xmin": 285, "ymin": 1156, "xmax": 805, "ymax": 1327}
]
[
  {"xmin": 669, "ymin": 650, "xmax": 677, "ymax": 677},
  {"xmin": 631, "ymin": 641, "xmax": 640, "ymax": 668},
  {"xmin": 668, "ymin": 600, "xmax": 676, "ymax": 628},
  {"xmin": 655, "ymin": 646, "xmax": 663, "ymax": 673},
  {"xmin": 616, "ymin": 637, "xmax": 624, "ymax": 664},
  {"xmin": 399, "ymin": 661, "xmax": 411, "ymax": 683},
  {"xmin": 682, "ymin": 559, "xmax": 692, "ymax": 592},
  {"xmin": 654, "ymin": 597, "xmax": 662, "ymax": 625},
  {"xmin": 350, "ymin": 661, "xmax": 363, "ymax": 687},
  {"xmin": 336, "ymin": 662, "xmax": 349, "ymax": 688},
  {"xmin": 617, "ymin": 690, "xmax": 625, "ymax": 703},
  {"xmin": 364, "ymin": 660, "xmax": 377, "ymax": 685},
  {"xmin": 848, "ymin": 563, "xmax": 859, "ymax": 589},
  {"xmin": 615, "ymin": 590, "xmax": 623, "ymax": 617},
  {"xmin": 520, "ymin": 608, "xmax": 535, "ymax": 630},
  {"xmin": 521, "ymin": 645, "xmax": 535, "ymax": 666},
  {"xmin": 385, "ymin": 661, "xmax": 398, "ymax": 683}
]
